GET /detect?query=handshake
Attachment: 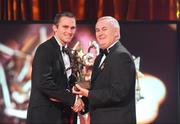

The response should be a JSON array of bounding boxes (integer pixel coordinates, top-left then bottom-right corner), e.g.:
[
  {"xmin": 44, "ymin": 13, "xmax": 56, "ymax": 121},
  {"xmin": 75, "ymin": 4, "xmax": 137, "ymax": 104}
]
[
  {"xmin": 49, "ymin": 80, "xmax": 89, "ymax": 113},
  {"xmin": 71, "ymin": 83, "xmax": 89, "ymax": 113}
]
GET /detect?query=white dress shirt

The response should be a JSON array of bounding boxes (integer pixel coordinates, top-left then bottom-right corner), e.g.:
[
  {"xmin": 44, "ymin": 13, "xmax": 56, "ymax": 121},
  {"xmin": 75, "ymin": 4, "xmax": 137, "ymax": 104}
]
[
  {"xmin": 54, "ymin": 36, "xmax": 72, "ymax": 79},
  {"xmin": 99, "ymin": 40, "xmax": 119, "ymax": 67}
]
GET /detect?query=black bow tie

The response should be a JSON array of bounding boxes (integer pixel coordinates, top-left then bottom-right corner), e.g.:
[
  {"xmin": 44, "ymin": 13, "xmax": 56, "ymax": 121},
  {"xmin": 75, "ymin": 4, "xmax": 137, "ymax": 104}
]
[
  {"xmin": 100, "ymin": 49, "xmax": 109, "ymax": 56},
  {"xmin": 62, "ymin": 46, "xmax": 69, "ymax": 54}
]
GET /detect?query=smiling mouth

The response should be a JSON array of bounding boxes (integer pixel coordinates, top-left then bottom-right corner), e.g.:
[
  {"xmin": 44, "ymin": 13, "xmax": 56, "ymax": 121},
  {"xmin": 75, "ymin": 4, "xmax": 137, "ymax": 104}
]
[
  {"xmin": 65, "ymin": 36, "xmax": 72, "ymax": 39},
  {"xmin": 98, "ymin": 37, "xmax": 105, "ymax": 40},
  {"xmin": 99, "ymin": 38, "xmax": 106, "ymax": 41}
]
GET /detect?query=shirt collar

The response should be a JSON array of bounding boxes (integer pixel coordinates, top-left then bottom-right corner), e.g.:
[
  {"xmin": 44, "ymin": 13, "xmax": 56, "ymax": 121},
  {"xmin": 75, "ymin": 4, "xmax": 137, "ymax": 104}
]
[
  {"xmin": 107, "ymin": 40, "xmax": 119, "ymax": 52},
  {"xmin": 54, "ymin": 36, "xmax": 67, "ymax": 50}
]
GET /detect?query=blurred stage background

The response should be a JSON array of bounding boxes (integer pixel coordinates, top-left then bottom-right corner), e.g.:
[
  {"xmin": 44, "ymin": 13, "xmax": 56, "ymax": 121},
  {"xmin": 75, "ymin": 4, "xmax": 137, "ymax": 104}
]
[
  {"xmin": 0, "ymin": 0, "xmax": 178, "ymax": 21},
  {"xmin": 0, "ymin": 0, "xmax": 180, "ymax": 124}
]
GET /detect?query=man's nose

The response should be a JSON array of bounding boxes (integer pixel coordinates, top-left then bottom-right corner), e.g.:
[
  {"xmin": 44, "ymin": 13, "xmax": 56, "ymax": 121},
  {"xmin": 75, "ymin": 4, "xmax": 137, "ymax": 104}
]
[
  {"xmin": 67, "ymin": 28, "xmax": 73, "ymax": 33},
  {"xmin": 97, "ymin": 32, "xmax": 103, "ymax": 37}
]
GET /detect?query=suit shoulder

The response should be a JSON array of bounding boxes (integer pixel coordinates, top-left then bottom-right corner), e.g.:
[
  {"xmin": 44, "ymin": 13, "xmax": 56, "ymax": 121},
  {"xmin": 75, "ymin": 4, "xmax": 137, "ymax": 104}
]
[
  {"xmin": 38, "ymin": 39, "xmax": 52, "ymax": 49},
  {"xmin": 111, "ymin": 45, "xmax": 134, "ymax": 62},
  {"xmin": 36, "ymin": 38, "xmax": 55, "ymax": 53},
  {"xmin": 113, "ymin": 45, "xmax": 130, "ymax": 56}
]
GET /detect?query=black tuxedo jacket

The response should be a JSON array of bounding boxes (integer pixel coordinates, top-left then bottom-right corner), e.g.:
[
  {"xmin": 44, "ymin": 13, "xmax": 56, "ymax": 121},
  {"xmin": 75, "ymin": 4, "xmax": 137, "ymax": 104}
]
[
  {"xmin": 27, "ymin": 37, "xmax": 76, "ymax": 124},
  {"xmin": 88, "ymin": 41, "xmax": 136, "ymax": 124}
]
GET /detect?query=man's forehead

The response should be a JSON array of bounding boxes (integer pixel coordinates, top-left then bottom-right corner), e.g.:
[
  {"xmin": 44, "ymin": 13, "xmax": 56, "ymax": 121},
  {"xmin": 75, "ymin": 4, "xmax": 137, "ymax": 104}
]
[
  {"xmin": 96, "ymin": 19, "xmax": 112, "ymax": 28},
  {"xmin": 58, "ymin": 17, "xmax": 75, "ymax": 23}
]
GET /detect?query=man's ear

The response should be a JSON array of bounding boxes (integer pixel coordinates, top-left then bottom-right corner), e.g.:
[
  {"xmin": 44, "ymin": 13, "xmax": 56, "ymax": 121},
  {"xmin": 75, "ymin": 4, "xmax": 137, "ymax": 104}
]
[
  {"xmin": 52, "ymin": 25, "xmax": 58, "ymax": 32},
  {"xmin": 115, "ymin": 30, "xmax": 119, "ymax": 38},
  {"xmin": 115, "ymin": 28, "xmax": 120, "ymax": 39}
]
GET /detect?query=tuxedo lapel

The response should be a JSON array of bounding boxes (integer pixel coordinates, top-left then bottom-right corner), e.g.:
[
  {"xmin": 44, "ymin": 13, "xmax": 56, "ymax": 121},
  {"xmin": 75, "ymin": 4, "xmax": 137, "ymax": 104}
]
[
  {"xmin": 91, "ymin": 53, "xmax": 103, "ymax": 82},
  {"xmin": 57, "ymin": 51, "xmax": 66, "ymax": 72},
  {"xmin": 91, "ymin": 41, "xmax": 121, "ymax": 82},
  {"xmin": 50, "ymin": 37, "xmax": 66, "ymax": 73}
]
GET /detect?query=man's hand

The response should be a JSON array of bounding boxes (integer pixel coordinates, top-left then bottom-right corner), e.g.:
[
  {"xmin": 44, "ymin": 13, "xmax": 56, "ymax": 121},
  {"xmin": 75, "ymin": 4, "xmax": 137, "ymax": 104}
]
[
  {"xmin": 71, "ymin": 96, "xmax": 84, "ymax": 112},
  {"xmin": 72, "ymin": 84, "xmax": 89, "ymax": 97}
]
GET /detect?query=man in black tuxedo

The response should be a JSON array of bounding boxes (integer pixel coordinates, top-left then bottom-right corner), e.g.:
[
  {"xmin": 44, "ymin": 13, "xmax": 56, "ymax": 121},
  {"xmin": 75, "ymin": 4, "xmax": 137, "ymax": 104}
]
[
  {"xmin": 26, "ymin": 12, "xmax": 84, "ymax": 124},
  {"xmin": 73, "ymin": 16, "xmax": 136, "ymax": 123}
]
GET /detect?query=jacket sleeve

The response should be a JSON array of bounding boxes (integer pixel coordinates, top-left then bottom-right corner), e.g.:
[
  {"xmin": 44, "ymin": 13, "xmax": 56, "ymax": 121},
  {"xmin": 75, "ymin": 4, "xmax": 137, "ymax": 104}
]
[{"xmin": 32, "ymin": 45, "xmax": 75, "ymax": 106}]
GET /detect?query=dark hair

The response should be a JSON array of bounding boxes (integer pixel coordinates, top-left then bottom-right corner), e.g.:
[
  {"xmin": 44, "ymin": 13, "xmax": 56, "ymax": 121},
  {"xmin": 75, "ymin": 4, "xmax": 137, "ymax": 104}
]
[{"xmin": 53, "ymin": 12, "xmax": 76, "ymax": 25}]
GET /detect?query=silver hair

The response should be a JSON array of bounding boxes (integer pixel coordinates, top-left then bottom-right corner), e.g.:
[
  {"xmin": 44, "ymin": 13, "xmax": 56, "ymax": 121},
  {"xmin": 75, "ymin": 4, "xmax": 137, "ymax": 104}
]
[
  {"xmin": 97, "ymin": 16, "xmax": 120, "ymax": 29},
  {"xmin": 97, "ymin": 16, "xmax": 120, "ymax": 39}
]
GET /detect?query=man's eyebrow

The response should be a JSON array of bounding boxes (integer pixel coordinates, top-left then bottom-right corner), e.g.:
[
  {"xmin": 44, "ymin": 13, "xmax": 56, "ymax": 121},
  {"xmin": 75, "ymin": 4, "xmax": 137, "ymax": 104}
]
[
  {"xmin": 62, "ymin": 25, "xmax": 76, "ymax": 28},
  {"xmin": 96, "ymin": 26, "xmax": 107, "ymax": 29},
  {"xmin": 102, "ymin": 27, "xmax": 107, "ymax": 29},
  {"xmin": 71, "ymin": 26, "xmax": 76, "ymax": 29},
  {"xmin": 95, "ymin": 27, "xmax": 99, "ymax": 31}
]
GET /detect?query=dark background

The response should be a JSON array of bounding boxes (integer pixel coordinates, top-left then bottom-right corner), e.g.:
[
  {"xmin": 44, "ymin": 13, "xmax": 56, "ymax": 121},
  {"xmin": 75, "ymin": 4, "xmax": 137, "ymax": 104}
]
[
  {"xmin": 121, "ymin": 22, "xmax": 179, "ymax": 123},
  {"xmin": 0, "ymin": 21, "xmax": 179, "ymax": 124}
]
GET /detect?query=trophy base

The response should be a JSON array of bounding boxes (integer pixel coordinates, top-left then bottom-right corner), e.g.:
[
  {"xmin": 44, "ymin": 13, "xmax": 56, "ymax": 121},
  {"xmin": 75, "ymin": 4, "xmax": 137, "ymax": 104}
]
[{"xmin": 76, "ymin": 81, "xmax": 90, "ymax": 89}]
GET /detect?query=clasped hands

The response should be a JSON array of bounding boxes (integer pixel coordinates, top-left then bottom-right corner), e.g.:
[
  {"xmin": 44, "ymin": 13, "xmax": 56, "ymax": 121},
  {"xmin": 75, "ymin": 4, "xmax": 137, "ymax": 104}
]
[{"xmin": 71, "ymin": 83, "xmax": 89, "ymax": 112}]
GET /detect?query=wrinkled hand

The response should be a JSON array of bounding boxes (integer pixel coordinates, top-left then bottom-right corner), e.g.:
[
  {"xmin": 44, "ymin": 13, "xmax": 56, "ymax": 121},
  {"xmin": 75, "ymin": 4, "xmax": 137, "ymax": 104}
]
[
  {"xmin": 71, "ymin": 96, "xmax": 84, "ymax": 112},
  {"xmin": 72, "ymin": 84, "xmax": 89, "ymax": 97}
]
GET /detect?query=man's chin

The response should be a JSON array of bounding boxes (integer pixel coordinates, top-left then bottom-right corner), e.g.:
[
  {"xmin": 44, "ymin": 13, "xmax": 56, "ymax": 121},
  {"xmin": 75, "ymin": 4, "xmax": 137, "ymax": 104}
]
[
  {"xmin": 64, "ymin": 39, "xmax": 72, "ymax": 43},
  {"xmin": 99, "ymin": 44, "xmax": 107, "ymax": 49}
]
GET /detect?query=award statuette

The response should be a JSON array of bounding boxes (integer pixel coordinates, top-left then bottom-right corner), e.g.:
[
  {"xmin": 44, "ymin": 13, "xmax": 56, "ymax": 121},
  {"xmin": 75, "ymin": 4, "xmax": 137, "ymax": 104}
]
[
  {"xmin": 64, "ymin": 42, "xmax": 94, "ymax": 89},
  {"xmin": 65, "ymin": 41, "xmax": 99, "ymax": 89},
  {"xmin": 66, "ymin": 48, "xmax": 91, "ymax": 89}
]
